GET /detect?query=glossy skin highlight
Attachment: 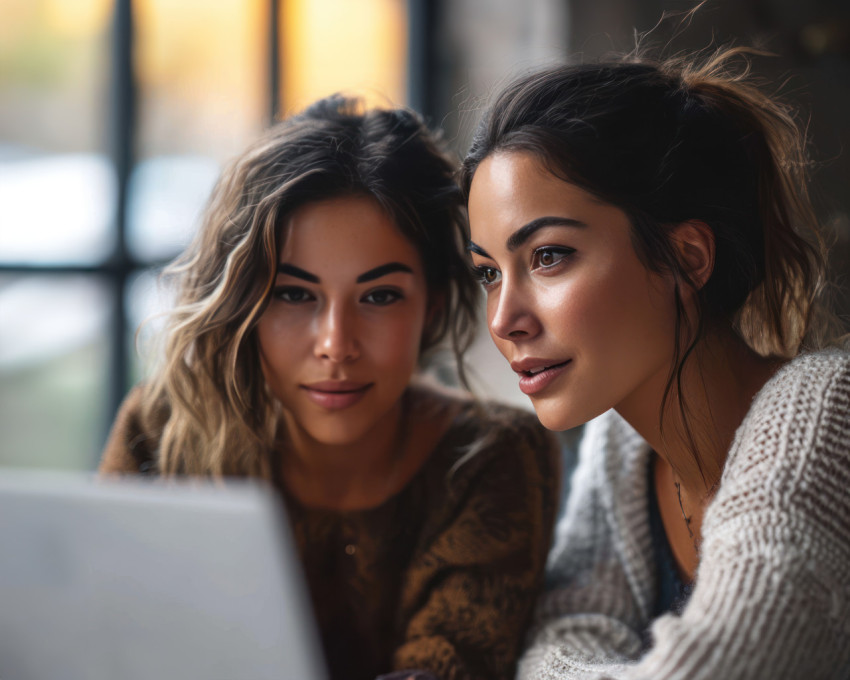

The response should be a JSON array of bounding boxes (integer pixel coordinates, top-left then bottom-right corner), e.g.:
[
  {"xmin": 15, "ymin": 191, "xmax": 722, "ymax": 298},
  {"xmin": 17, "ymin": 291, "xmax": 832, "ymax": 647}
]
[
  {"xmin": 256, "ymin": 194, "xmax": 429, "ymax": 449},
  {"xmin": 467, "ymin": 151, "xmax": 679, "ymax": 431}
]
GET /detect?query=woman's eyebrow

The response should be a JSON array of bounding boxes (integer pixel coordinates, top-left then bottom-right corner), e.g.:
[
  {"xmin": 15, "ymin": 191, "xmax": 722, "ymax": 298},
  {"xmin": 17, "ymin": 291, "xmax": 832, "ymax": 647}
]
[
  {"xmin": 277, "ymin": 263, "xmax": 319, "ymax": 282},
  {"xmin": 506, "ymin": 216, "xmax": 587, "ymax": 251},
  {"xmin": 467, "ymin": 242, "xmax": 492, "ymax": 258},
  {"xmin": 277, "ymin": 262, "xmax": 414, "ymax": 284},
  {"xmin": 356, "ymin": 262, "xmax": 413, "ymax": 283}
]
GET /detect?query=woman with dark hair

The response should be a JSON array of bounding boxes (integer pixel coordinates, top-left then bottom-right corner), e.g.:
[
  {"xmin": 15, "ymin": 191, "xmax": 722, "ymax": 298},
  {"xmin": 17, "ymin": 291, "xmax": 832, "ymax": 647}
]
[
  {"xmin": 461, "ymin": 48, "xmax": 850, "ymax": 679},
  {"xmin": 100, "ymin": 95, "xmax": 560, "ymax": 680}
]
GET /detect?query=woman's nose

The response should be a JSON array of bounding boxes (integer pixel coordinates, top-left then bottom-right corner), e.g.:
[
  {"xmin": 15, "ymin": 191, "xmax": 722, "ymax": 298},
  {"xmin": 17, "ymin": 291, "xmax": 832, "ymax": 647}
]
[
  {"xmin": 488, "ymin": 277, "xmax": 541, "ymax": 343},
  {"xmin": 314, "ymin": 301, "xmax": 359, "ymax": 363}
]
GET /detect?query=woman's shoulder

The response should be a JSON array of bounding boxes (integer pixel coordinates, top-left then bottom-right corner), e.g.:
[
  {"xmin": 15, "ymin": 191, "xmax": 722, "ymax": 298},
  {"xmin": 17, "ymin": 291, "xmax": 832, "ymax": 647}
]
[
  {"xmin": 98, "ymin": 384, "xmax": 162, "ymax": 475},
  {"xmin": 744, "ymin": 347, "xmax": 850, "ymax": 432},
  {"xmin": 408, "ymin": 377, "xmax": 560, "ymax": 484},
  {"xmin": 709, "ymin": 347, "xmax": 850, "ymax": 536},
  {"xmin": 769, "ymin": 345, "xmax": 850, "ymax": 387},
  {"xmin": 731, "ymin": 346, "xmax": 850, "ymax": 460},
  {"xmin": 409, "ymin": 375, "xmax": 547, "ymax": 434},
  {"xmin": 403, "ymin": 379, "xmax": 561, "ymax": 557}
]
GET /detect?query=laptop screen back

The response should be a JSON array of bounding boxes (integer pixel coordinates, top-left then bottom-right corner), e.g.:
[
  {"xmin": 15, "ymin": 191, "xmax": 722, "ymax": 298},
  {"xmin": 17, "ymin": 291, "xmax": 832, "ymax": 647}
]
[{"xmin": 0, "ymin": 470, "xmax": 328, "ymax": 680}]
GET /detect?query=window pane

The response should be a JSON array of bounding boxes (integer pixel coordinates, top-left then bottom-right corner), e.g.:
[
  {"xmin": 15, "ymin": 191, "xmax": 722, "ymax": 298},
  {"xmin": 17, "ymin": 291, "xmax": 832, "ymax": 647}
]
[
  {"xmin": 126, "ymin": 268, "xmax": 175, "ymax": 385},
  {"xmin": 129, "ymin": 0, "xmax": 266, "ymax": 263},
  {"xmin": 281, "ymin": 0, "xmax": 408, "ymax": 113},
  {"xmin": 135, "ymin": 0, "xmax": 266, "ymax": 161},
  {"xmin": 0, "ymin": 275, "xmax": 111, "ymax": 470},
  {"xmin": 0, "ymin": 0, "xmax": 114, "ymax": 265},
  {"xmin": 127, "ymin": 156, "xmax": 218, "ymax": 262}
]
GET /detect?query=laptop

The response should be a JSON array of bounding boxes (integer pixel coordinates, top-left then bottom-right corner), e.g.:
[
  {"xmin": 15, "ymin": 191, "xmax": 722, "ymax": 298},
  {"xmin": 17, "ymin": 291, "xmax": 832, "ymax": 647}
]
[{"xmin": 0, "ymin": 469, "xmax": 329, "ymax": 680}]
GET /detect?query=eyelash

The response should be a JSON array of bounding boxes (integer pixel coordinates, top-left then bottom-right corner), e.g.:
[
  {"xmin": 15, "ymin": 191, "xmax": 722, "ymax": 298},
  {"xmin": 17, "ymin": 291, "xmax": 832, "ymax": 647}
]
[
  {"xmin": 531, "ymin": 246, "xmax": 575, "ymax": 270},
  {"xmin": 273, "ymin": 286, "xmax": 314, "ymax": 304},
  {"xmin": 473, "ymin": 265, "xmax": 501, "ymax": 288},
  {"xmin": 473, "ymin": 246, "xmax": 576, "ymax": 289},
  {"xmin": 361, "ymin": 288, "xmax": 403, "ymax": 306},
  {"xmin": 271, "ymin": 286, "xmax": 404, "ymax": 306}
]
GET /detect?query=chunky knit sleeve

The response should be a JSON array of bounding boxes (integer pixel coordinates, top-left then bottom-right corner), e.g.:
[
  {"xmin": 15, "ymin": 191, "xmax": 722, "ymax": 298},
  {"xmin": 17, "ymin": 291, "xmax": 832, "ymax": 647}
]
[
  {"xmin": 392, "ymin": 407, "xmax": 561, "ymax": 680},
  {"xmin": 519, "ymin": 349, "xmax": 850, "ymax": 680}
]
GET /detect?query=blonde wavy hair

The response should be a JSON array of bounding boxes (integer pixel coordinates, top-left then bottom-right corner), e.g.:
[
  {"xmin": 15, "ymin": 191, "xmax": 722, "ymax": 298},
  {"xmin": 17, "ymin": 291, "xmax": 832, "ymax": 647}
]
[{"xmin": 139, "ymin": 96, "xmax": 479, "ymax": 477}]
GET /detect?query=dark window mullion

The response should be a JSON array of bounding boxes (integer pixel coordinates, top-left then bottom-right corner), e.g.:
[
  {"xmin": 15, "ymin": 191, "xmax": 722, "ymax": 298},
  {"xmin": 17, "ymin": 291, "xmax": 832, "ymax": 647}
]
[
  {"xmin": 102, "ymin": 0, "xmax": 137, "ymax": 459},
  {"xmin": 406, "ymin": 0, "xmax": 436, "ymax": 123},
  {"xmin": 270, "ymin": 0, "xmax": 281, "ymax": 124}
]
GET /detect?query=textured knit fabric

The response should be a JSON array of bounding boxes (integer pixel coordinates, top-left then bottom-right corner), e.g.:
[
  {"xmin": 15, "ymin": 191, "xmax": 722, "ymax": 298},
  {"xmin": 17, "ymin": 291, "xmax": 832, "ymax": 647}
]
[
  {"xmin": 519, "ymin": 348, "xmax": 850, "ymax": 680},
  {"xmin": 100, "ymin": 386, "xmax": 561, "ymax": 680}
]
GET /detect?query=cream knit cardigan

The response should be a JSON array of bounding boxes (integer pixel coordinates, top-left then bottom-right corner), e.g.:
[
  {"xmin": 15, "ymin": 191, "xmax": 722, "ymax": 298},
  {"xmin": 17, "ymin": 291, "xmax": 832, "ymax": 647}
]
[{"xmin": 518, "ymin": 349, "xmax": 850, "ymax": 680}]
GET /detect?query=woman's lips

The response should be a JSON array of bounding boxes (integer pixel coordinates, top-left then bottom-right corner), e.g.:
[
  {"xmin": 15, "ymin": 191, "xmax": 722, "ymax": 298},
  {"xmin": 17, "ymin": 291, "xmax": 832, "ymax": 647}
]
[
  {"xmin": 300, "ymin": 381, "xmax": 373, "ymax": 410},
  {"xmin": 516, "ymin": 360, "xmax": 572, "ymax": 395}
]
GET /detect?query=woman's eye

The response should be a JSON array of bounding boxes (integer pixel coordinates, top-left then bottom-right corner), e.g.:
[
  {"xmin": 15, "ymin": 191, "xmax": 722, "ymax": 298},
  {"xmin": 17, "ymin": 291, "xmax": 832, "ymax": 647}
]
[
  {"xmin": 274, "ymin": 286, "xmax": 314, "ymax": 304},
  {"xmin": 474, "ymin": 266, "xmax": 501, "ymax": 287},
  {"xmin": 532, "ymin": 246, "xmax": 575, "ymax": 270},
  {"xmin": 362, "ymin": 289, "xmax": 403, "ymax": 306}
]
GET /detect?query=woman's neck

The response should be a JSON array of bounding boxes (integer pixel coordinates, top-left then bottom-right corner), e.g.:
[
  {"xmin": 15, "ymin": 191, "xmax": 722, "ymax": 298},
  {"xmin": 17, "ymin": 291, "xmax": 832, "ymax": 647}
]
[
  {"xmin": 277, "ymin": 382, "xmax": 461, "ymax": 511},
  {"xmin": 617, "ymin": 328, "xmax": 784, "ymax": 499},
  {"xmin": 280, "ymin": 400, "xmax": 408, "ymax": 511}
]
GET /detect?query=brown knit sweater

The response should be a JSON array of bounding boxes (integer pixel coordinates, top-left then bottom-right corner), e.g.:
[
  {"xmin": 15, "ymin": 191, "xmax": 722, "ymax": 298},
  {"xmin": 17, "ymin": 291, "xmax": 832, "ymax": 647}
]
[{"xmin": 100, "ymin": 387, "xmax": 560, "ymax": 680}]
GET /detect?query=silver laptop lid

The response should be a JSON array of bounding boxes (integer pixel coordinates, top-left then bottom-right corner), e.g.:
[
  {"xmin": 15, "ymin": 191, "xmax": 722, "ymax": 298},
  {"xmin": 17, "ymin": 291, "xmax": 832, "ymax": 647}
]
[{"xmin": 0, "ymin": 470, "xmax": 328, "ymax": 680}]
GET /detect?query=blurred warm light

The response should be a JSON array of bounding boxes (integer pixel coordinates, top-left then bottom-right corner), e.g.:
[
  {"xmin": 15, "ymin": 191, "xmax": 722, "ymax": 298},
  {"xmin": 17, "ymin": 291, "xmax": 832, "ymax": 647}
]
[
  {"xmin": 0, "ymin": 0, "xmax": 34, "ymax": 46},
  {"xmin": 44, "ymin": 0, "xmax": 111, "ymax": 38},
  {"xmin": 136, "ymin": 0, "xmax": 263, "ymax": 89},
  {"xmin": 281, "ymin": 0, "xmax": 408, "ymax": 114},
  {"xmin": 0, "ymin": 0, "xmax": 107, "ymax": 151},
  {"xmin": 134, "ymin": 0, "xmax": 266, "ymax": 158}
]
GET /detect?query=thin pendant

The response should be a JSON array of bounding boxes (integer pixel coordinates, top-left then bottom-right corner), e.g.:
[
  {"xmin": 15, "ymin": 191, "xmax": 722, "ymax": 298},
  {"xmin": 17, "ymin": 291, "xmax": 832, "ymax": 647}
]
[{"xmin": 674, "ymin": 480, "xmax": 695, "ymax": 539}]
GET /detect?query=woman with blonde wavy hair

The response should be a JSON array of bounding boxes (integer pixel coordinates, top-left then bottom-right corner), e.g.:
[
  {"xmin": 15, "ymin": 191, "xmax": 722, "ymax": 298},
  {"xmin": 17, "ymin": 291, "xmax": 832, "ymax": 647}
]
[
  {"xmin": 461, "ymin": 46, "xmax": 850, "ymax": 679},
  {"xmin": 100, "ymin": 95, "xmax": 560, "ymax": 680}
]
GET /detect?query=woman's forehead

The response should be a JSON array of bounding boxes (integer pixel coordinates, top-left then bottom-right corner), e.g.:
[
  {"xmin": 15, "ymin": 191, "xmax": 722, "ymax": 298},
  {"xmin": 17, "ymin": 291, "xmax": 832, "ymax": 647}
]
[{"xmin": 278, "ymin": 195, "xmax": 425, "ymax": 276}]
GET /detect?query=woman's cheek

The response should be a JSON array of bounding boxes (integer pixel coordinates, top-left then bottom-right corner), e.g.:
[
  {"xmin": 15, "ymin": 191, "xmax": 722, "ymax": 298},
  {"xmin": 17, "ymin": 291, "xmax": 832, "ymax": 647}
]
[
  {"xmin": 539, "ymin": 275, "xmax": 598, "ymax": 323},
  {"xmin": 377, "ymin": 312, "xmax": 426, "ymax": 366}
]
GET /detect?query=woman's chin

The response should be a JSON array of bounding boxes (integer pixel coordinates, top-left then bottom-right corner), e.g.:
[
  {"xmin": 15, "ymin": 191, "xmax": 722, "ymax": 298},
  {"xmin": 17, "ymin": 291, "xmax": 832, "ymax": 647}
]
[
  {"xmin": 531, "ymin": 405, "xmax": 570, "ymax": 432},
  {"xmin": 531, "ymin": 398, "xmax": 598, "ymax": 432}
]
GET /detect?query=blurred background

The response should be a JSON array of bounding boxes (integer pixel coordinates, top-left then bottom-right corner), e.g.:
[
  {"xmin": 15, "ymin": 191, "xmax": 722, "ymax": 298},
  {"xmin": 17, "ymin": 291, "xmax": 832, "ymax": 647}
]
[{"xmin": 1, "ymin": 0, "xmax": 848, "ymax": 472}]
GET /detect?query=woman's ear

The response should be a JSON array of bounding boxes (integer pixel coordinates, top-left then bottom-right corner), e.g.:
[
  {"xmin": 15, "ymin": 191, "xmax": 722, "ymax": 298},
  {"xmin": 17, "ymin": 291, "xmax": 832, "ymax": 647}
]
[{"xmin": 671, "ymin": 220, "xmax": 715, "ymax": 291}]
